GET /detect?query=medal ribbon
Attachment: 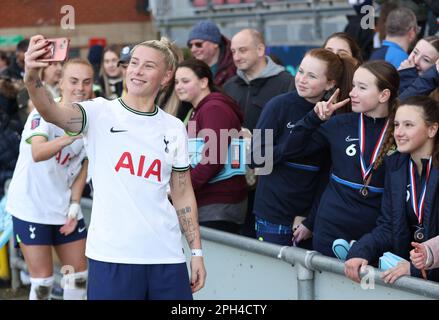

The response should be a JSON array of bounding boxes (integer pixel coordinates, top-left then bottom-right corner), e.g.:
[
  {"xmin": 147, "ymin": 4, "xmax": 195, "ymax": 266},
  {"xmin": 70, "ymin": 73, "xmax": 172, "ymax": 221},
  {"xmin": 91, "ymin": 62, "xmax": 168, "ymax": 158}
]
[
  {"xmin": 409, "ymin": 157, "xmax": 432, "ymax": 225},
  {"xmin": 358, "ymin": 114, "xmax": 389, "ymax": 181}
]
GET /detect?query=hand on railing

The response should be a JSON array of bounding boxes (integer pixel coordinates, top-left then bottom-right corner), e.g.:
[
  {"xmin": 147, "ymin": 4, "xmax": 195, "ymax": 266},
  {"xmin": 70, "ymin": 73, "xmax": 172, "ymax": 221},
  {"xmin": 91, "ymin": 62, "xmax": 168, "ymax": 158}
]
[
  {"xmin": 292, "ymin": 224, "xmax": 311, "ymax": 246},
  {"xmin": 344, "ymin": 257, "xmax": 368, "ymax": 283}
]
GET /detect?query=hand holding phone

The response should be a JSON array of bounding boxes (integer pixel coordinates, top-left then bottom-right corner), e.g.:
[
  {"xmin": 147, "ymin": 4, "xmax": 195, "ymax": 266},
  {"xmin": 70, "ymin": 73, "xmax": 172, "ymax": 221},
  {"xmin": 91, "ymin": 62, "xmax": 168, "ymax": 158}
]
[{"xmin": 36, "ymin": 38, "xmax": 70, "ymax": 62}]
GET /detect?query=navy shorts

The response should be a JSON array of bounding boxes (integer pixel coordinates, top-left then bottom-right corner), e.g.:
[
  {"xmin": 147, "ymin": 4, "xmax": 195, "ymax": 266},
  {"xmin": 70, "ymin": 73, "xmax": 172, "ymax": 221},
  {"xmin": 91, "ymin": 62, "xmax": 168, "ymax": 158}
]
[
  {"xmin": 87, "ymin": 258, "xmax": 193, "ymax": 300},
  {"xmin": 12, "ymin": 216, "xmax": 87, "ymax": 247}
]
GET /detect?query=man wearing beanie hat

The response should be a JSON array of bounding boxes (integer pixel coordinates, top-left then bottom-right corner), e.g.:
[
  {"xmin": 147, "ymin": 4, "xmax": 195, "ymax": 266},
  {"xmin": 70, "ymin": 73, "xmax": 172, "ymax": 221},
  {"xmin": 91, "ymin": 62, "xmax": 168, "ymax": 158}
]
[{"xmin": 187, "ymin": 20, "xmax": 236, "ymax": 87}]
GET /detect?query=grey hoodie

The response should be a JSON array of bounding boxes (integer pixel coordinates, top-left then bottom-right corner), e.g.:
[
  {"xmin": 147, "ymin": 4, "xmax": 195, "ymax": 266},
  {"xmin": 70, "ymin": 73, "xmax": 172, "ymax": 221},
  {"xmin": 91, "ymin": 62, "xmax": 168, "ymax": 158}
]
[{"xmin": 236, "ymin": 56, "xmax": 286, "ymax": 84}]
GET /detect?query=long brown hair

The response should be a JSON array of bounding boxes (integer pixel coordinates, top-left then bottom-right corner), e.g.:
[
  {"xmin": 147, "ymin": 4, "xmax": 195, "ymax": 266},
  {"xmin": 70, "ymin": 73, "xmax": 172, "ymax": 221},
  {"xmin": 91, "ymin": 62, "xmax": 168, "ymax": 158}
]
[
  {"xmin": 322, "ymin": 32, "xmax": 363, "ymax": 64},
  {"xmin": 357, "ymin": 60, "xmax": 400, "ymax": 170},
  {"xmin": 385, "ymin": 96, "xmax": 439, "ymax": 168},
  {"xmin": 421, "ymin": 36, "xmax": 439, "ymax": 102},
  {"xmin": 305, "ymin": 48, "xmax": 357, "ymax": 113},
  {"xmin": 100, "ymin": 45, "xmax": 122, "ymax": 98},
  {"xmin": 159, "ymin": 42, "xmax": 184, "ymax": 116}
]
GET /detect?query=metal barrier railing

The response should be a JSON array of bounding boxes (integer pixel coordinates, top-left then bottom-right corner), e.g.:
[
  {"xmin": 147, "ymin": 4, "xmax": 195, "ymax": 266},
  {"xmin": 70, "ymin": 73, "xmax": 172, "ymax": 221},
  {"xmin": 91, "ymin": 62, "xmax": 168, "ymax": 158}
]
[
  {"xmin": 80, "ymin": 199, "xmax": 439, "ymax": 299},
  {"xmin": 200, "ymin": 227, "xmax": 439, "ymax": 299},
  {"xmin": 8, "ymin": 238, "xmax": 26, "ymax": 291},
  {"xmin": 8, "ymin": 198, "xmax": 439, "ymax": 299}
]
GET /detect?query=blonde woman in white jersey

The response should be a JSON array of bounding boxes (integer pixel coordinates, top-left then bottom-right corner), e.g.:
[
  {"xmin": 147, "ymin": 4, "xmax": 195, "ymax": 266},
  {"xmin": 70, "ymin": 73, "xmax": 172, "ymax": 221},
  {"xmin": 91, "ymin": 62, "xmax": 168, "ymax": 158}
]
[
  {"xmin": 23, "ymin": 36, "xmax": 206, "ymax": 300},
  {"xmin": 6, "ymin": 58, "xmax": 93, "ymax": 300}
]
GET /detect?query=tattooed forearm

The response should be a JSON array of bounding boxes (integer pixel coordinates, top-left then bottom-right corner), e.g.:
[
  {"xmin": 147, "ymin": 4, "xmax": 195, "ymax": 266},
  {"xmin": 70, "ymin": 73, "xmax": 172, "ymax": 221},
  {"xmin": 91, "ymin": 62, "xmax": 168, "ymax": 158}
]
[
  {"xmin": 178, "ymin": 172, "xmax": 186, "ymax": 188},
  {"xmin": 68, "ymin": 103, "xmax": 81, "ymax": 111},
  {"xmin": 176, "ymin": 206, "xmax": 196, "ymax": 246},
  {"xmin": 67, "ymin": 117, "xmax": 83, "ymax": 125},
  {"xmin": 177, "ymin": 206, "xmax": 191, "ymax": 215},
  {"xmin": 34, "ymin": 79, "xmax": 56, "ymax": 105},
  {"xmin": 35, "ymin": 79, "xmax": 44, "ymax": 88},
  {"xmin": 65, "ymin": 104, "xmax": 83, "ymax": 125},
  {"xmin": 44, "ymin": 89, "xmax": 56, "ymax": 105},
  {"xmin": 170, "ymin": 171, "xmax": 187, "ymax": 191},
  {"xmin": 26, "ymin": 75, "xmax": 35, "ymax": 83}
]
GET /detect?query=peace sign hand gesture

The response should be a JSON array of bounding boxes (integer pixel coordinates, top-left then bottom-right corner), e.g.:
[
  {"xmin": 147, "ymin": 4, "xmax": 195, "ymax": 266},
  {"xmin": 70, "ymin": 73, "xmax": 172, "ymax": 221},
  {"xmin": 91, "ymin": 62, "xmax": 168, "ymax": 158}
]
[{"xmin": 314, "ymin": 88, "xmax": 350, "ymax": 121}]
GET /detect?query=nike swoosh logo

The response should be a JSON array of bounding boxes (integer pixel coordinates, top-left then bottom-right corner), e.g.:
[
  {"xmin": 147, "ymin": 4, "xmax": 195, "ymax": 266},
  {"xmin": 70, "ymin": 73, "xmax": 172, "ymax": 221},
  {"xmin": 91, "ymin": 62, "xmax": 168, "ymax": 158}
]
[
  {"xmin": 78, "ymin": 227, "xmax": 86, "ymax": 233},
  {"xmin": 286, "ymin": 122, "xmax": 295, "ymax": 129},
  {"xmin": 110, "ymin": 127, "xmax": 128, "ymax": 133},
  {"xmin": 345, "ymin": 136, "xmax": 359, "ymax": 142}
]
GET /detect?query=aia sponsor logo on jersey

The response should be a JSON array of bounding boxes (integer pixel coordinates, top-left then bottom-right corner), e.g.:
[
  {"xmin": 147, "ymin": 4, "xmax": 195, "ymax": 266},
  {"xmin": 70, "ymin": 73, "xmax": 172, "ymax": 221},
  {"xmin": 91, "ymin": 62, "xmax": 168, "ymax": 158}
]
[
  {"xmin": 115, "ymin": 151, "xmax": 162, "ymax": 182},
  {"xmin": 31, "ymin": 115, "xmax": 41, "ymax": 130},
  {"xmin": 55, "ymin": 151, "xmax": 71, "ymax": 165}
]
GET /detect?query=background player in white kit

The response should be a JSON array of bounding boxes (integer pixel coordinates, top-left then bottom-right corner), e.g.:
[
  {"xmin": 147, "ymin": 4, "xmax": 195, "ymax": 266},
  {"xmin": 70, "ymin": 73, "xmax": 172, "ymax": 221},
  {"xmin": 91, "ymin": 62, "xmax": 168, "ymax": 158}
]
[
  {"xmin": 24, "ymin": 36, "xmax": 206, "ymax": 300},
  {"xmin": 6, "ymin": 58, "xmax": 93, "ymax": 300}
]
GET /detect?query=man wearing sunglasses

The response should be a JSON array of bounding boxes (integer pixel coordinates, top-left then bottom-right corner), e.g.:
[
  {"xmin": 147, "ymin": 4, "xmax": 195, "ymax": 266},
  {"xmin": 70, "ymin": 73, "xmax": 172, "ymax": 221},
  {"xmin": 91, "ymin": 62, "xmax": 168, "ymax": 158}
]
[{"xmin": 187, "ymin": 20, "xmax": 236, "ymax": 87}]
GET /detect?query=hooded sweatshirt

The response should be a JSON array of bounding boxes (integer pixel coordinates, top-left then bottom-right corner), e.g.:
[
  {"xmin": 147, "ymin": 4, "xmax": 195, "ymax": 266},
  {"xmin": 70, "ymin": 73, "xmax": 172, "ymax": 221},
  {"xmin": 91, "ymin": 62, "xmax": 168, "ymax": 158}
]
[
  {"xmin": 188, "ymin": 92, "xmax": 247, "ymax": 207},
  {"xmin": 224, "ymin": 56, "xmax": 294, "ymax": 131},
  {"xmin": 214, "ymin": 35, "xmax": 237, "ymax": 87},
  {"xmin": 236, "ymin": 56, "xmax": 286, "ymax": 84}
]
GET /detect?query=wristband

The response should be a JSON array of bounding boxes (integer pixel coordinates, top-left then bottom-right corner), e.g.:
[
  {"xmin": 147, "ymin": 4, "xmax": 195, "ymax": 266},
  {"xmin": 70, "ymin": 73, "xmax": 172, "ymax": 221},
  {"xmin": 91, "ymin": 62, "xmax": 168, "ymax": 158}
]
[
  {"xmin": 191, "ymin": 249, "xmax": 203, "ymax": 257},
  {"xmin": 67, "ymin": 202, "xmax": 80, "ymax": 219}
]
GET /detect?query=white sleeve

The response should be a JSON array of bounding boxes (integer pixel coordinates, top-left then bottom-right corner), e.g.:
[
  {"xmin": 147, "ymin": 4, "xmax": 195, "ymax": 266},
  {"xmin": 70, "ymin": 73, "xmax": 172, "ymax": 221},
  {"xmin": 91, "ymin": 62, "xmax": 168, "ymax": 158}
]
[
  {"xmin": 74, "ymin": 97, "xmax": 105, "ymax": 136},
  {"xmin": 172, "ymin": 121, "xmax": 190, "ymax": 171},
  {"xmin": 23, "ymin": 111, "xmax": 50, "ymax": 143}
]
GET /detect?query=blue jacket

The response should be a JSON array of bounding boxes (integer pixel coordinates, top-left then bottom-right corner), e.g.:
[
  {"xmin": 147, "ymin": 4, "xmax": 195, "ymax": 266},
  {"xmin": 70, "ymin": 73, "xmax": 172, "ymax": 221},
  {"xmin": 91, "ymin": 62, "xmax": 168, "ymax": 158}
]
[
  {"xmin": 369, "ymin": 40, "xmax": 408, "ymax": 69},
  {"xmin": 398, "ymin": 67, "xmax": 418, "ymax": 94},
  {"xmin": 348, "ymin": 153, "xmax": 439, "ymax": 282},
  {"xmin": 283, "ymin": 111, "xmax": 387, "ymax": 256},
  {"xmin": 252, "ymin": 91, "xmax": 327, "ymax": 226},
  {"xmin": 0, "ymin": 195, "xmax": 12, "ymax": 248},
  {"xmin": 400, "ymin": 65, "xmax": 439, "ymax": 101}
]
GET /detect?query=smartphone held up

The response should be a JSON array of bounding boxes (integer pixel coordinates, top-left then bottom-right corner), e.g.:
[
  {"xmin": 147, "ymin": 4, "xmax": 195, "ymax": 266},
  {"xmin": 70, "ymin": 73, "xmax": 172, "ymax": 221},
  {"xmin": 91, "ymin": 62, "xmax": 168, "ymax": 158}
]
[{"xmin": 37, "ymin": 38, "xmax": 70, "ymax": 62}]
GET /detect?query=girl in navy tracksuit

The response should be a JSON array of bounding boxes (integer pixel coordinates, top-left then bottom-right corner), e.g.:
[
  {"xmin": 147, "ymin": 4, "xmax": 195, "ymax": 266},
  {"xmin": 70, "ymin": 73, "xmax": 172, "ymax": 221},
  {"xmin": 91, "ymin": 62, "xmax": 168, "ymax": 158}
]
[
  {"xmin": 398, "ymin": 36, "xmax": 439, "ymax": 93},
  {"xmin": 283, "ymin": 61, "xmax": 400, "ymax": 257},
  {"xmin": 252, "ymin": 48, "xmax": 356, "ymax": 246},
  {"xmin": 345, "ymin": 96, "xmax": 439, "ymax": 283}
]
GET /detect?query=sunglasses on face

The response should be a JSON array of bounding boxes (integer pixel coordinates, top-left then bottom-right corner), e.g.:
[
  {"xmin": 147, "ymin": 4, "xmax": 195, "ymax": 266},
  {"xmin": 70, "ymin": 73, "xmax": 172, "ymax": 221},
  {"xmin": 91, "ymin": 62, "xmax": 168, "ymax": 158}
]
[{"xmin": 188, "ymin": 41, "xmax": 204, "ymax": 49}]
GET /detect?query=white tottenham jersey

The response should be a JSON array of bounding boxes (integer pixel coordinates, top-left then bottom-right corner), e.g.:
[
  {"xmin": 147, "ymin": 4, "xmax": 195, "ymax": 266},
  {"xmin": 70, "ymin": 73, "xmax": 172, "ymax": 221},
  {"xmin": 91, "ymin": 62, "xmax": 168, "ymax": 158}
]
[
  {"xmin": 77, "ymin": 97, "xmax": 189, "ymax": 264},
  {"xmin": 6, "ymin": 110, "xmax": 85, "ymax": 225}
]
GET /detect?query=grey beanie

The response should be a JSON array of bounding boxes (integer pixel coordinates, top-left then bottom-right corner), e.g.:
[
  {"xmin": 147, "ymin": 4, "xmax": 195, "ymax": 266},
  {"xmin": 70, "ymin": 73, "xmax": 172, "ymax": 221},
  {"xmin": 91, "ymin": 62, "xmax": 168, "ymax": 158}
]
[{"xmin": 187, "ymin": 20, "xmax": 221, "ymax": 45}]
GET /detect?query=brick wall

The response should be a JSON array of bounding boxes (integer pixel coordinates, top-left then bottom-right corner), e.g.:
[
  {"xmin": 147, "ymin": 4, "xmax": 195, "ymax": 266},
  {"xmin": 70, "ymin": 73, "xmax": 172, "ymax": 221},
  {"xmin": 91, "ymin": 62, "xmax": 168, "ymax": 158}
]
[{"xmin": 0, "ymin": 0, "xmax": 150, "ymax": 28}]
